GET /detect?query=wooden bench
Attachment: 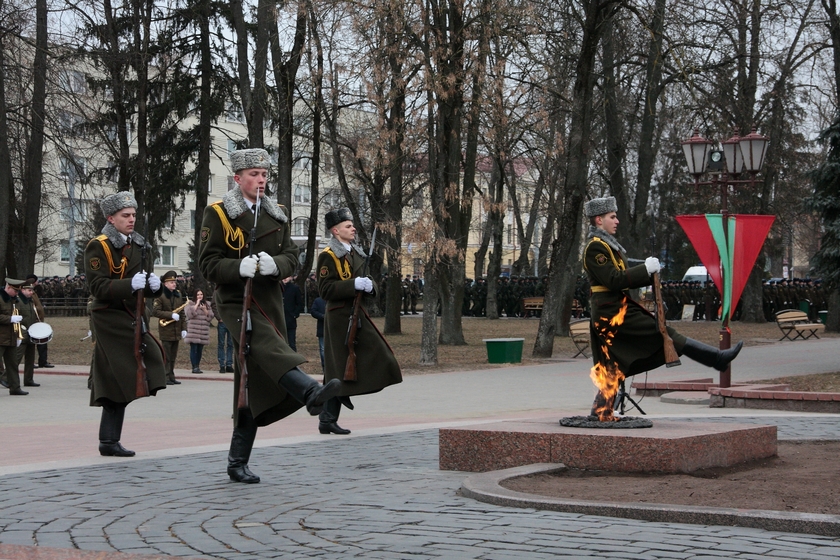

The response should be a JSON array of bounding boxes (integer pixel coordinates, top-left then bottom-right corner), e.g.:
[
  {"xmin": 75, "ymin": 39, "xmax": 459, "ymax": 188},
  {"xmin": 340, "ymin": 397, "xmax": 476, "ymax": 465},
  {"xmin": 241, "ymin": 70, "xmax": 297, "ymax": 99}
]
[
  {"xmin": 775, "ymin": 309, "xmax": 825, "ymax": 341},
  {"xmin": 522, "ymin": 297, "xmax": 544, "ymax": 317},
  {"xmin": 569, "ymin": 319, "xmax": 591, "ymax": 358}
]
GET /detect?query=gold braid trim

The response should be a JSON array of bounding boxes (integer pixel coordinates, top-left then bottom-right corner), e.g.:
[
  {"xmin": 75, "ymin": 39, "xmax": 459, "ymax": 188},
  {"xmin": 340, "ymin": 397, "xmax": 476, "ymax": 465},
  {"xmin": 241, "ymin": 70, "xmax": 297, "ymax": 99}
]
[
  {"xmin": 583, "ymin": 236, "xmax": 625, "ymax": 273},
  {"xmin": 323, "ymin": 248, "xmax": 352, "ymax": 280},
  {"xmin": 211, "ymin": 202, "xmax": 246, "ymax": 251},
  {"xmin": 96, "ymin": 235, "xmax": 128, "ymax": 278}
]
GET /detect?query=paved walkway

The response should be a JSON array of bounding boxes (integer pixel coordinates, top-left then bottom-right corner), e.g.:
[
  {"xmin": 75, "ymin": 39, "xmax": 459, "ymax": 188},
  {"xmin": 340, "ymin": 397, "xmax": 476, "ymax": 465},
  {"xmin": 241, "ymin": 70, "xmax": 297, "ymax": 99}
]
[{"xmin": 1, "ymin": 338, "xmax": 840, "ymax": 558}]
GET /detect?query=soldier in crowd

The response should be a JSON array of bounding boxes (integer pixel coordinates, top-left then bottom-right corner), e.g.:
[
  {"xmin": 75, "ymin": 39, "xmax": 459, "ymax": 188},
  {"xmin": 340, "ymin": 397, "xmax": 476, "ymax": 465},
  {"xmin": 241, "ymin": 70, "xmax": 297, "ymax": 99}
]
[
  {"xmin": 472, "ymin": 277, "xmax": 487, "ymax": 317},
  {"xmin": 152, "ymin": 270, "xmax": 187, "ymax": 385},
  {"xmin": 401, "ymin": 275, "xmax": 412, "ymax": 315},
  {"xmin": 317, "ymin": 207, "xmax": 402, "ymax": 435},
  {"xmin": 199, "ymin": 148, "xmax": 340, "ymax": 483},
  {"xmin": 408, "ymin": 274, "xmax": 420, "ymax": 314},
  {"xmin": 210, "ymin": 288, "xmax": 234, "ymax": 373},
  {"xmin": 305, "ymin": 272, "xmax": 319, "ymax": 310},
  {"xmin": 85, "ymin": 191, "xmax": 167, "ymax": 456},
  {"xmin": 0, "ymin": 279, "xmax": 29, "ymax": 395},
  {"xmin": 463, "ymin": 279, "xmax": 473, "ymax": 316}
]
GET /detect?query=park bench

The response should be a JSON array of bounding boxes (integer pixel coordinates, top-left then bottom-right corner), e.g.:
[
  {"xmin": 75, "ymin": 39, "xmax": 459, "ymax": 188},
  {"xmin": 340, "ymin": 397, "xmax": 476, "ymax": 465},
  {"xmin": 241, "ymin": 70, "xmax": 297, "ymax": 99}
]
[
  {"xmin": 569, "ymin": 318, "xmax": 591, "ymax": 358},
  {"xmin": 775, "ymin": 309, "xmax": 825, "ymax": 341},
  {"xmin": 522, "ymin": 297, "xmax": 544, "ymax": 317}
]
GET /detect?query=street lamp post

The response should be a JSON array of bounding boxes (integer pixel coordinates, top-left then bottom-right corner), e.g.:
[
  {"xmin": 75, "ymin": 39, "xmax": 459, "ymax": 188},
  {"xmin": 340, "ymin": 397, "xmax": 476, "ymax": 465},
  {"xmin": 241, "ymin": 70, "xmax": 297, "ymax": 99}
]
[{"xmin": 680, "ymin": 127, "xmax": 769, "ymax": 388}]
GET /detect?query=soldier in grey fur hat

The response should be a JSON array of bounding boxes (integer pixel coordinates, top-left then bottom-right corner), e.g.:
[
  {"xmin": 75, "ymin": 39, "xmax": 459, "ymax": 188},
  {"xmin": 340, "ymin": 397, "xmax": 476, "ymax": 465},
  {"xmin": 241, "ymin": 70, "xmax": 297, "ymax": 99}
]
[
  {"xmin": 85, "ymin": 190, "xmax": 167, "ymax": 457},
  {"xmin": 583, "ymin": 196, "xmax": 743, "ymax": 419},
  {"xmin": 198, "ymin": 148, "xmax": 341, "ymax": 483}
]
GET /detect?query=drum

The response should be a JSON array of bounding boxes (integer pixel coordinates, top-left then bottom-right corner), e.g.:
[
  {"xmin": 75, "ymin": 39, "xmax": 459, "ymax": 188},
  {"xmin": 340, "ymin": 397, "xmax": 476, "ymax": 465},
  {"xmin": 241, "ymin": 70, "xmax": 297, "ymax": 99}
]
[{"xmin": 28, "ymin": 322, "xmax": 53, "ymax": 345}]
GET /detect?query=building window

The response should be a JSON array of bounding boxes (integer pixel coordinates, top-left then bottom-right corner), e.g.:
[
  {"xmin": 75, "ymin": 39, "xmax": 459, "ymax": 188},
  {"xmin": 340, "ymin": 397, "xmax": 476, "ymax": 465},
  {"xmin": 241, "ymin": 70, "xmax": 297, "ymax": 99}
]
[
  {"xmin": 59, "ymin": 70, "xmax": 86, "ymax": 94},
  {"xmin": 292, "ymin": 217, "xmax": 309, "ymax": 237},
  {"xmin": 156, "ymin": 246, "xmax": 176, "ymax": 267},
  {"xmin": 293, "ymin": 151, "xmax": 311, "ymax": 170},
  {"xmin": 323, "ymin": 189, "xmax": 342, "ymax": 208},
  {"xmin": 294, "ymin": 184, "xmax": 311, "ymax": 204},
  {"xmin": 60, "ymin": 198, "xmax": 89, "ymax": 223},
  {"xmin": 208, "ymin": 174, "xmax": 213, "ymax": 193},
  {"xmin": 60, "ymin": 156, "xmax": 87, "ymax": 180},
  {"xmin": 225, "ymin": 103, "xmax": 245, "ymax": 123},
  {"xmin": 59, "ymin": 240, "xmax": 70, "ymax": 263}
]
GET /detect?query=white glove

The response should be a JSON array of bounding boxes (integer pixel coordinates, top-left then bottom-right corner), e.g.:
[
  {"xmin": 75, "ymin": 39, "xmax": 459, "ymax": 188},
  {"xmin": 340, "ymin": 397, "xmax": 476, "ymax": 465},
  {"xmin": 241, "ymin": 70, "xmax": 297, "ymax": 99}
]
[
  {"xmin": 148, "ymin": 273, "xmax": 161, "ymax": 292},
  {"xmin": 645, "ymin": 257, "xmax": 661, "ymax": 275},
  {"xmin": 181, "ymin": 330, "xmax": 187, "ymax": 339},
  {"xmin": 239, "ymin": 255, "xmax": 258, "ymax": 278},
  {"xmin": 171, "ymin": 313, "xmax": 180, "ymax": 322},
  {"xmin": 10, "ymin": 315, "xmax": 22, "ymax": 324},
  {"xmin": 257, "ymin": 251, "xmax": 278, "ymax": 276},
  {"xmin": 354, "ymin": 277, "xmax": 373, "ymax": 293},
  {"xmin": 131, "ymin": 271, "xmax": 147, "ymax": 291},
  {"xmin": 16, "ymin": 339, "xmax": 21, "ymax": 347}
]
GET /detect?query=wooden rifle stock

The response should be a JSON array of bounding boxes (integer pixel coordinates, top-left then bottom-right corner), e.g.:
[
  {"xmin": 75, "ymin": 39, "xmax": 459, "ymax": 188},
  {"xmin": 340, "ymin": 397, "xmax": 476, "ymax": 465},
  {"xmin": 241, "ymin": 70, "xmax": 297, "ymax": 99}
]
[
  {"xmin": 343, "ymin": 290, "xmax": 364, "ymax": 381},
  {"xmin": 134, "ymin": 287, "xmax": 149, "ymax": 397},
  {"xmin": 652, "ymin": 271, "xmax": 681, "ymax": 367},
  {"xmin": 237, "ymin": 278, "xmax": 253, "ymax": 409}
]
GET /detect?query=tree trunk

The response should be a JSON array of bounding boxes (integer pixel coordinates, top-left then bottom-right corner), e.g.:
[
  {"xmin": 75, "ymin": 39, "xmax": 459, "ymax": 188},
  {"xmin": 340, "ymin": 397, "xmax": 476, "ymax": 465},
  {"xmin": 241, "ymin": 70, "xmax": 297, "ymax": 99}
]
[
  {"xmin": 533, "ymin": 0, "xmax": 617, "ymax": 357},
  {"xmin": 191, "ymin": 0, "xmax": 213, "ymax": 289}
]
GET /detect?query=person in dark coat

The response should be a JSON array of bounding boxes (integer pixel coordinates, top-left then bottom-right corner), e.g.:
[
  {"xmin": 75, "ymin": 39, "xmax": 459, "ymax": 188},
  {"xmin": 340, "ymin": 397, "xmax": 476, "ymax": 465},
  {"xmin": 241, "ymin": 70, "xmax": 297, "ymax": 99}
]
[
  {"xmin": 85, "ymin": 191, "xmax": 167, "ymax": 456},
  {"xmin": 198, "ymin": 148, "xmax": 341, "ymax": 483},
  {"xmin": 282, "ymin": 276, "xmax": 304, "ymax": 351},
  {"xmin": 583, "ymin": 196, "xmax": 742, "ymax": 418},
  {"xmin": 0, "ymin": 279, "xmax": 28, "ymax": 395},
  {"xmin": 317, "ymin": 207, "xmax": 402, "ymax": 435},
  {"xmin": 153, "ymin": 270, "xmax": 187, "ymax": 385},
  {"xmin": 310, "ymin": 296, "xmax": 326, "ymax": 371},
  {"xmin": 17, "ymin": 282, "xmax": 45, "ymax": 387}
]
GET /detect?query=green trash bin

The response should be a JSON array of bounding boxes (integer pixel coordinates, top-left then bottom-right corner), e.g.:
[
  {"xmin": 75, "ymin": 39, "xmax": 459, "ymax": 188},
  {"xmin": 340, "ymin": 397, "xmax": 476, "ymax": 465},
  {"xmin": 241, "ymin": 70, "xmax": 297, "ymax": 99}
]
[
  {"xmin": 484, "ymin": 338, "xmax": 524, "ymax": 364},
  {"xmin": 799, "ymin": 300, "xmax": 810, "ymax": 314},
  {"xmin": 819, "ymin": 310, "xmax": 828, "ymax": 325}
]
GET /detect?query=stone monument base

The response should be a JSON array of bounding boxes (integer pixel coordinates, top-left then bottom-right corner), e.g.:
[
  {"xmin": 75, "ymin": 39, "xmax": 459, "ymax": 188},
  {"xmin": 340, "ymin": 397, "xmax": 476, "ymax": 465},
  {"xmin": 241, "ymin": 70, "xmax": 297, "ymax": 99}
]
[{"xmin": 439, "ymin": 418, "xmax": 776, "ymax": 473}]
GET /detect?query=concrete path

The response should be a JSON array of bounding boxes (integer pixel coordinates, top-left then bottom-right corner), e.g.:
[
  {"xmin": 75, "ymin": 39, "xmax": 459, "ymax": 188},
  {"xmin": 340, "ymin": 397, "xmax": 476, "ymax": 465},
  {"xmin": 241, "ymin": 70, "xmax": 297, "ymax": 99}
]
[{"xmin": 1, "ymin": 338, "xmax": 839, "ymax": 558}]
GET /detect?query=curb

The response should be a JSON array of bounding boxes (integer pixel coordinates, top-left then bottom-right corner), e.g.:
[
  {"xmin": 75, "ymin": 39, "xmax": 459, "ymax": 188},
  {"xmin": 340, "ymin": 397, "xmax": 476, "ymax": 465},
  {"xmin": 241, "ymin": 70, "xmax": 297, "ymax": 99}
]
[{"xmin": 460, "ymin": 463, "xmax": 840, "ymax": 537}]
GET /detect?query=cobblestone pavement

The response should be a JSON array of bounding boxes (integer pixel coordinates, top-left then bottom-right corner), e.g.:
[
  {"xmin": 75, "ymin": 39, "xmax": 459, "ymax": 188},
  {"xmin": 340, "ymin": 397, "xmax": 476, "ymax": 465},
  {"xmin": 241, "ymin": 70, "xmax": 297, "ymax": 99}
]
[{"xmin": 1, "ymin": 416, "xmax": 839, "ymax": 559}]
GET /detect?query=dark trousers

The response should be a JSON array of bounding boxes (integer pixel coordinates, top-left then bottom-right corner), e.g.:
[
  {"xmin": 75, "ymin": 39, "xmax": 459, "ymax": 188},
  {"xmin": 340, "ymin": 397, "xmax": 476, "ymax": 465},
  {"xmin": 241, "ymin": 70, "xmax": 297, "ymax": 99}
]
[
  {"xmin": 189, "ymin": 343, "xmax": 204, "ymax": 368},
  {"xmin": 15, "ymin": 341, "xmax": 35, "ymax": 384},
  {"xmin": 1, "ymin": 344, "xmax": 20, "ymax": 391},
  {"xmin": 37, "ymin": 343, "xmax": 48, "ymax": 366},
  {"xmin": 162, "ymin": 339, "xmax": 179, "ymax": 381},
  {"xmin": 217, "ymin": 323, "xmax": 233, "ymax": 368}
]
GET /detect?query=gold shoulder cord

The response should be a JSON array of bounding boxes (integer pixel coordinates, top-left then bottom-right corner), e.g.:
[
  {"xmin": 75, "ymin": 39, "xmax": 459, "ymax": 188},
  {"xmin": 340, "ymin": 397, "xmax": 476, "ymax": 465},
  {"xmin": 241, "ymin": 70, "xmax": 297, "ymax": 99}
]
[
  {"xmin": 583, "ymin": 237, "xmax": 625, "ymax": 273},
  {"xmin": 96, "ymin": 235, "xmax": 128, "ymax": 278},
  {"xmin": 210, "ymin": 202, "xmax": 246, "ymax": 251},
  {"xmin": 323, "ymin": 248, "xmax": 353, "ymax": 280}
]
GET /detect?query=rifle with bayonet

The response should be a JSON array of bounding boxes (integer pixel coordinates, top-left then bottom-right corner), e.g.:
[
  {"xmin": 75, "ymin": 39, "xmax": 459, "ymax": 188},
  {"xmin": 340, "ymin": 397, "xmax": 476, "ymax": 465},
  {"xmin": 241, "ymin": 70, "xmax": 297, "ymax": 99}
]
[
  {"xmin": 134, "ymin": 220, "xmax": 150, "ymax": 398},
  {"xmin": 237, "ymin": 195, "xmax": 261, "ymax": 410},
  {"xmin": 343, "ymin": 226, "xmax": 376, "ymax": 382}
]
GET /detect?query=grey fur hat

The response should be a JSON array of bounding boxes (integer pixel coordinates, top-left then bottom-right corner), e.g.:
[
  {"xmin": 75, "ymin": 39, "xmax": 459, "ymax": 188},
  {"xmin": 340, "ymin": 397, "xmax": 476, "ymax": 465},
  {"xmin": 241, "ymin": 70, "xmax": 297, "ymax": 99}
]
[
  {"xmin": 584, "ymin": 196, "xmax": 618, "ymax": 218},
  {"xmin": 100, "ymin": 191, "xmax": 137, "ymax": 217},
  {"xmin": 325, "ymin": 207, "xmax": 353, "ymax": 230},
  {"xmin": 230, "ymin": 148, "xmax": 271, "ymax": 173}
]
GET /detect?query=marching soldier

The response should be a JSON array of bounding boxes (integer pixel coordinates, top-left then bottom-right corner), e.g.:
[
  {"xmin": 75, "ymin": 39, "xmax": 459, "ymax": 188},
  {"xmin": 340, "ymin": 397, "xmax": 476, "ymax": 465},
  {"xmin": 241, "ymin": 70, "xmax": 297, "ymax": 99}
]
[
  {"xmin": 583, "ymin": 196, "xmax": 743, "ymax": 415},
  {"xmin": 317, "ymin": 208, "xmax": 402, "ymax": 435},
  {"xmin": 198, "ymin": 148, "xmax": 340, "ymax": 483},
  {"xmin": 85, "ymin": 192, "xmax": 167, "ymax": 456}
]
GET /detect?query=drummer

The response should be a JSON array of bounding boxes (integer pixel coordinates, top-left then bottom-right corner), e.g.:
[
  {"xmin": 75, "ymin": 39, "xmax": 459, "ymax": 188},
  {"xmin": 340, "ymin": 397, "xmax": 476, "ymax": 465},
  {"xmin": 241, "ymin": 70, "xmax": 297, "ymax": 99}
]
[
  {"xmin": 26, "ymin": 274, "xmax": 53, "ymax": 369},
  {"xmin": 0, "ymin": 278, "xmax": 28, "ymax": 395},
  {"xmin": 17, "ymin": 280, "xmax": 45, "ymax": 387}
]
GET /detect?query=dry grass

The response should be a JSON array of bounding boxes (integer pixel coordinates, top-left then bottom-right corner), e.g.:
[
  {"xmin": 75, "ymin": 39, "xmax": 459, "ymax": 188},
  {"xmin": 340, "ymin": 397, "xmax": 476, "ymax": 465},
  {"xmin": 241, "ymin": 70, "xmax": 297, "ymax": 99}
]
[{"xmin": 41, "ymin": 314, "xmax": 836, "ymax": 376}]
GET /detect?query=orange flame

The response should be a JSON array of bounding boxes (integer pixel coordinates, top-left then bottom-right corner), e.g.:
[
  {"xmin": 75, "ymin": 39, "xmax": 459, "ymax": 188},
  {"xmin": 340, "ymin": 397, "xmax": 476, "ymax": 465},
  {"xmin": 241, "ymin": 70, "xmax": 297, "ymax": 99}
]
[{"xmin": 590, "ymin": 298, "xmax": 628, "ymax": 421}]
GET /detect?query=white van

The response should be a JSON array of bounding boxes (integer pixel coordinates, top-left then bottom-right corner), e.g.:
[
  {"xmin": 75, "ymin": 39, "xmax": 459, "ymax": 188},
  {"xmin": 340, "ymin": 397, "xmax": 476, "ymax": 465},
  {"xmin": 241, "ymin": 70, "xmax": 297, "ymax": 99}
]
[{"xmin": 682, "ymin": 265, "xmax": 709, "ymax": 283}]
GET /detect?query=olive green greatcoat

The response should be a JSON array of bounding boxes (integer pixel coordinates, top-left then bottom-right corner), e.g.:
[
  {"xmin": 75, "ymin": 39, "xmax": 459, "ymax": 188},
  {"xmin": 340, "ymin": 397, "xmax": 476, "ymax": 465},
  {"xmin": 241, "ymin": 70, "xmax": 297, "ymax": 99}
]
[
  {"xmin": 317, "ymin": 239, "xmax": 401, "ymax": 396},
  {"xmin": 152, "ymin": 287, "xmax": 186, "ymax": 341},
  {"xmin": 197, "ymin": 188, "xmax": 306, "ymax": 427},
  {"xmin": 584, "ymin": 229, "xmax": 686, "ymax": 378},
  {"xmin": 84, "ymin": 227, "xmax": 167, "ymax": 406}
]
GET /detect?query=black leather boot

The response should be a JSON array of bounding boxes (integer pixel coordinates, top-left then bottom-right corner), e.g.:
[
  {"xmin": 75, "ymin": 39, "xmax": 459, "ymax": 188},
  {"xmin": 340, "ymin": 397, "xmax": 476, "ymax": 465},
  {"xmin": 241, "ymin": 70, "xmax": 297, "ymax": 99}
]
[
  {"xmin": 681, "ymin": 338, "xmax": 743, "ymax": 371},
  {"xmin": 319, "ymin": 398, "xmax": 351, "ymax": 435},
  {"xmin": 279, "ymin": 367, "xmax": 342, "ymax": 415},
  {"xmin": 99, "ymin": 404, "xmax": 135, "ymax": 457},
  {"xmin": 227, "ymin": 409, "xmax": 260, "ymax": 483}
]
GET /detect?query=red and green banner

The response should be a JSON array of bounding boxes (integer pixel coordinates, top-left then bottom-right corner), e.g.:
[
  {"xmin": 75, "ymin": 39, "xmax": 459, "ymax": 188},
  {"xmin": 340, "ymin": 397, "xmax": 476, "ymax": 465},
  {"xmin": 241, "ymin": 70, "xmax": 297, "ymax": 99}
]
[{"xmin": 675, "ymin": 214, "xmax": 775, "ymax": 322}]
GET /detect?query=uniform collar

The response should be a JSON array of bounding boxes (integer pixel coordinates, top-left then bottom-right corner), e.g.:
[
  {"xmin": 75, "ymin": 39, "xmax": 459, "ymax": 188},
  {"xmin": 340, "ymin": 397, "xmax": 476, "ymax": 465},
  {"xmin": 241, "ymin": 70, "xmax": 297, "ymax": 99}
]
[
  {"xmin": 101, "ymin": 223, "xmax": 149, "ymax": 250},
  {"xmin": 222, "ymin": 188, "xmax": 287, "ymax": 223}
]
